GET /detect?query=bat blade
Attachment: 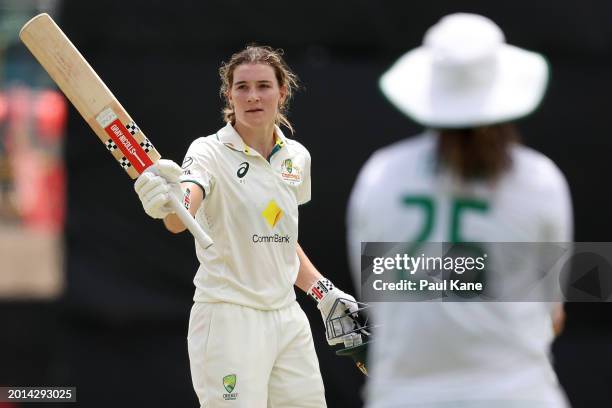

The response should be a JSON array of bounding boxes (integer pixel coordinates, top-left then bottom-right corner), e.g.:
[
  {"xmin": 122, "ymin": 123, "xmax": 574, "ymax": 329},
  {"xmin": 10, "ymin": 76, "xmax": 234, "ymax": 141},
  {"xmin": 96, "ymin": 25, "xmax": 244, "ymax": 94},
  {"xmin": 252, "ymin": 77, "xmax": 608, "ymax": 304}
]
[{"xmin": 19, "ymin": 13, "xmax": 160, "ymax": 178}]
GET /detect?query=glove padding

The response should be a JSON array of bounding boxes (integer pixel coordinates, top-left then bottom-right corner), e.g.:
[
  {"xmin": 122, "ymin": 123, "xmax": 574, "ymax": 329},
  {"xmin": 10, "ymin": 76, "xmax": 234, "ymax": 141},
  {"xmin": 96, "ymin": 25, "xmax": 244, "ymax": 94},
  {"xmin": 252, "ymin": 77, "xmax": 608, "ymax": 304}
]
[
  {"xmin": 308, "ymin": 278, "xmax": 362, "ymax": 346},
  {"xmin": 134, "ymin": 159, "xmax": 182, "ymax": 219}
]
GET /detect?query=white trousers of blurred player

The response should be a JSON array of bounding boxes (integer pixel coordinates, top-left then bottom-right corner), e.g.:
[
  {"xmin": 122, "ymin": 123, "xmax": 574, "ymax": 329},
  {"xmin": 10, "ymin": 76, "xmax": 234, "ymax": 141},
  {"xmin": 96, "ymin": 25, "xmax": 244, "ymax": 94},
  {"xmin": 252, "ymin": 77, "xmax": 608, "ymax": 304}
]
[{"xmin": 188, "ymin": 301, "xmax": 326, "ymax": 407}]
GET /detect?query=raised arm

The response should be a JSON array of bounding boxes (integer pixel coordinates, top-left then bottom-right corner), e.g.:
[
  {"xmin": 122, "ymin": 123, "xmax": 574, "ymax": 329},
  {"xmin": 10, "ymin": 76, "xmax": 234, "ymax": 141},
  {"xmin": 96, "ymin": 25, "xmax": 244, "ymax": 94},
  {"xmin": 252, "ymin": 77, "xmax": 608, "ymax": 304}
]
[
  {"xmin": 163, "ymin": 182, "xmax": 204, "ymax": 234},
  {"xmin": 134, "ymin": 160, "xmax": 202, "ymax": 234}
]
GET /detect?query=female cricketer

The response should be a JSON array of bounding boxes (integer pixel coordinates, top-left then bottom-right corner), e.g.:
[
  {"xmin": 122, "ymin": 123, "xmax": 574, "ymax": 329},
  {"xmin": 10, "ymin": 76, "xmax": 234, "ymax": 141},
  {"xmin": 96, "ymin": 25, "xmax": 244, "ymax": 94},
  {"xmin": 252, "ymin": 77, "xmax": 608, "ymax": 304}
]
[
  {"xmin": 347, "ymin": 13, "xmax": 573, "ymax": 408},
  {"xmin": 134, "ymin": 45, "xmax": 359, "ymax": 407}
]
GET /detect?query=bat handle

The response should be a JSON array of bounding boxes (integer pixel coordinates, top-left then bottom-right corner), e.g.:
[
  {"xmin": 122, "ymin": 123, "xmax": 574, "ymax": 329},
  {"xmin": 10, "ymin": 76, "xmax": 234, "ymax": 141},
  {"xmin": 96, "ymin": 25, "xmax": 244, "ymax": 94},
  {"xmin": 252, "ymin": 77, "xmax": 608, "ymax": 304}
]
[{"xmin": 169, "ymin": 195, "xmax": 214, "ymax": 249}]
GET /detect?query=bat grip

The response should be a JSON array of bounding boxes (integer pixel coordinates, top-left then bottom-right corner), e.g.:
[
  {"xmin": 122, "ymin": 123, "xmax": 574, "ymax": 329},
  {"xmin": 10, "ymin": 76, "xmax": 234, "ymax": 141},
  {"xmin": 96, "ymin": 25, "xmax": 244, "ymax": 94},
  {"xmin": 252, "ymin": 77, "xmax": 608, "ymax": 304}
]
[{"xmin": 169, "ymin": 195, "xmax": 214, "ymax": 249}]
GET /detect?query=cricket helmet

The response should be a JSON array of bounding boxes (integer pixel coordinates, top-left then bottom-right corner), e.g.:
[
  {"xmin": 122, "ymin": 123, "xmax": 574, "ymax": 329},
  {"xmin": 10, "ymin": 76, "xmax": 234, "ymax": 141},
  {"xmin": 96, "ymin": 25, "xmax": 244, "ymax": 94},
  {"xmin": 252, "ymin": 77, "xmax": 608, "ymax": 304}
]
[{"xmin": 325, "ymin": 297, "xmax": 374, "ymax": 376}]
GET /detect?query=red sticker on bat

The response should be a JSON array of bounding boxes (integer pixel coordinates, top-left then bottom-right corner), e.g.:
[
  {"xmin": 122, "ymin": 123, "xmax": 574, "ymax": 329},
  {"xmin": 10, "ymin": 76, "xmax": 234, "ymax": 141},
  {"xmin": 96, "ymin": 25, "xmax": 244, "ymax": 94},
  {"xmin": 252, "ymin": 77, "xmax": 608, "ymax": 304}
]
[{"xmin": 103, "ymin": 119, "xmax": 153, "ymax": 173}]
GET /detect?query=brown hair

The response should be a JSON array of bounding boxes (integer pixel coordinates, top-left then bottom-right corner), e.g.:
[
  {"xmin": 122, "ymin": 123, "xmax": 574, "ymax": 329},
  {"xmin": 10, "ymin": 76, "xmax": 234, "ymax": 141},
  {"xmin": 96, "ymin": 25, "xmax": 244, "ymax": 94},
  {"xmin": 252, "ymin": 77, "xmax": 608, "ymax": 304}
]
[
  {"xmin": 435, "ymin": 123, "xmax": 520, "ymax": 182},
  {"xmin": 219, "ymin": 45, "xmax": 299, "ymax": 133}
]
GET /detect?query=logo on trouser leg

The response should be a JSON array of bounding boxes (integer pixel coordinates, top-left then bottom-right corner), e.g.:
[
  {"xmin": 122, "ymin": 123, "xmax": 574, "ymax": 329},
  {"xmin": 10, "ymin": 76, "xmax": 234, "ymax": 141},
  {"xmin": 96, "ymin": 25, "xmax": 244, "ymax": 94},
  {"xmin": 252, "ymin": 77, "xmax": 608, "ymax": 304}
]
[{"xmin": 223, "ymin": 374, "xmax": 238, "ymax": 400}]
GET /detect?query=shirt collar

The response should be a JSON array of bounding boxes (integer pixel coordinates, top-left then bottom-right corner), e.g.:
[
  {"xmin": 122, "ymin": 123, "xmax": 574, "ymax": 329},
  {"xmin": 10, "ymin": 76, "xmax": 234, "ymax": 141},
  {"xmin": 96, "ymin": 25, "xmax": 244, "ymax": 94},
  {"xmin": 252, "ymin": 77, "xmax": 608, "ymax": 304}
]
[
  {"xmin": 268, "ymin": 130, "xmax": 286, "ymax": 160},
  {"xmin": 216, "ymin": 122, "xmax": 287, "ymax": 158}
]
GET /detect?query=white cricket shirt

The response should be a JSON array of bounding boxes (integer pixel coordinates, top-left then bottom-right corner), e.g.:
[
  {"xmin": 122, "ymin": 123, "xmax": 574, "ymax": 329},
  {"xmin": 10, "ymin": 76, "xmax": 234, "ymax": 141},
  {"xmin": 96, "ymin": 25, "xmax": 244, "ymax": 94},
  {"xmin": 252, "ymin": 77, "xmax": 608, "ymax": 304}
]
[
  {"xmin": 180, "ymin": 123, "xmax": 311, "ymax": 310},
  {"xmin": 347, "ymin": 132, "xmax": 572, "ymax": 407}
]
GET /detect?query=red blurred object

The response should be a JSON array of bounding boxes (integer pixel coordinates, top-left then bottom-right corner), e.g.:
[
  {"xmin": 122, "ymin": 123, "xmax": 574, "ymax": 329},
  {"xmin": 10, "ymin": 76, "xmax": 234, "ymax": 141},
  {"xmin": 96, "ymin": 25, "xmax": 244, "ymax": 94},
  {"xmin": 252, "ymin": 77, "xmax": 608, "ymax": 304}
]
[
  {"xmin": 34, "ymin": 90, "xmax": 67, "ymax": 143},
  {"xmin": 0, "ymin": 92, "xmax": 7, "ymax": 123},
  {"xmin": 6, "ymin": 86, "xmax": 30, "ymax": 125},
  {"xmin": 3, "ymin": 85, "xmax": 67, "ymax": 232},
  {"xmin": 11, "ymin": 151, "xmax": 66, "ymax": 232}
]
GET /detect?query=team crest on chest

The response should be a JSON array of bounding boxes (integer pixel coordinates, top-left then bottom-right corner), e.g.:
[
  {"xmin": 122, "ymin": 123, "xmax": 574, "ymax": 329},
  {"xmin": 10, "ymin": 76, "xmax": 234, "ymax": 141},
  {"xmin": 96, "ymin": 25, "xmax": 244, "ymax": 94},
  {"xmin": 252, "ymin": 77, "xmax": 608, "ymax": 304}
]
[{"xmin": 280, "ymin": 158, "xmax": 302, "ymax": 183}]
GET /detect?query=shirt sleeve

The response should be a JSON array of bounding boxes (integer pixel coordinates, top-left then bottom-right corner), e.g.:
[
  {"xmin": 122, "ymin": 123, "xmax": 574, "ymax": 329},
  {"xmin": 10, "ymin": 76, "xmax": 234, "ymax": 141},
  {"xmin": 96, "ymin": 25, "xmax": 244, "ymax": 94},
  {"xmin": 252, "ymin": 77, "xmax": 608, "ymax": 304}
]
[
  {"xmin": 346, "ymin": 154, "xmax": 379, "ymax": 295},
  {"xmin": 539, "ymin": 162, "xmax": 572, "ymax": 313},
  {"xmin": 346, "ymin": 183, "xmax": 364, "ymax": 294},
  {"xmin": 541, "ymin": 163, "xmax": 573, "ymax": 242},
  {"xmin": 296, "ymin": 149, "xmax": 311, "ymax": 205},
  {"xmin": 179, "ymin": 138, "xmax": 216, "ymax": 199}
]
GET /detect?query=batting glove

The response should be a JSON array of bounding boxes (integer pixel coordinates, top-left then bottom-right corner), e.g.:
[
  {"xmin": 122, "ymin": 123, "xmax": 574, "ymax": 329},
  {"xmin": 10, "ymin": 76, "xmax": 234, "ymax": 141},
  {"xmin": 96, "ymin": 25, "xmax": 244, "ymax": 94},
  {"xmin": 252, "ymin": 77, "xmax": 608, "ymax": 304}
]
[
  {"xmin": 308, "ymin": 278, "xmax": 362, "ymax": 346},
  {"xmin": 134, "ymin": 159, "xmax": 182, "ymax": 219}
]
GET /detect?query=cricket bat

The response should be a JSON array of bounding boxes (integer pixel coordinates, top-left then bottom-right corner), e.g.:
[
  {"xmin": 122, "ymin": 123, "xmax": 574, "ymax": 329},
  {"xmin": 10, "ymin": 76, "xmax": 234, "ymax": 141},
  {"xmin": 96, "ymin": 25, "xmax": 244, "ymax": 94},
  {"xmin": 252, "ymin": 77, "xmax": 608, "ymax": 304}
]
[{"xmin": 19, "ymin": 13, "xmax": 213, "ymax": 249}]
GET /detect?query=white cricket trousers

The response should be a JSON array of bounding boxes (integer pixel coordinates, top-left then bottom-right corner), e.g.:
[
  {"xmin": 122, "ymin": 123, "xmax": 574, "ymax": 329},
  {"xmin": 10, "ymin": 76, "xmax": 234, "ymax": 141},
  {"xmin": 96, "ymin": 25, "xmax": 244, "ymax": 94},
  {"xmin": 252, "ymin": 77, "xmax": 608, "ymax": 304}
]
[{"xmin": 187, "ymin": 301, "xmax": 327, "ymax": 408}]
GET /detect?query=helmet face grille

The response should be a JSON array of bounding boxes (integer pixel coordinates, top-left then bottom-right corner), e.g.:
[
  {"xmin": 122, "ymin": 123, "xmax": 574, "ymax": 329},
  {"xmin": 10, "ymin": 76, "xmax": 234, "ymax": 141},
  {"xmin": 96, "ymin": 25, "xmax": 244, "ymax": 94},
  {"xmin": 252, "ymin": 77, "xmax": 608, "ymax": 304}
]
[
  {"xmin": 325, "ymin": 297, "xmax": 373, "ymax": 340},
  {"xmin": 326, "ymin": 298, "xmax": 375, "ymax": 376}
]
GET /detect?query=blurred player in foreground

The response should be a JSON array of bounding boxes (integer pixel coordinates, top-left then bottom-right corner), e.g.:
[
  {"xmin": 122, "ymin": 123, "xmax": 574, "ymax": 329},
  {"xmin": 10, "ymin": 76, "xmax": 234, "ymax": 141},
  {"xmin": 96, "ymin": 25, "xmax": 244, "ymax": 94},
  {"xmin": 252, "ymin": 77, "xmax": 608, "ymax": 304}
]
[
  {"xmin": 347, "ymin": 13, "xmax": 572, "ymax": 408},
  {"xmin": 134, "ymin": 45, "xmax": 360, "ymax": 407}
]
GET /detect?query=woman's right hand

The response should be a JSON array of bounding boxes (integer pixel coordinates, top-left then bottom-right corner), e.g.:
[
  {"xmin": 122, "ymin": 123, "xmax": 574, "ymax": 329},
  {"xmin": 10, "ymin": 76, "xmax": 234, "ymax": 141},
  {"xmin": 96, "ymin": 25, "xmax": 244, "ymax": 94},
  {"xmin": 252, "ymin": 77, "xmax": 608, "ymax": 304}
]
[{"xmin": 134, "ymin": 159, "xmax": 182, "ymax": 219}]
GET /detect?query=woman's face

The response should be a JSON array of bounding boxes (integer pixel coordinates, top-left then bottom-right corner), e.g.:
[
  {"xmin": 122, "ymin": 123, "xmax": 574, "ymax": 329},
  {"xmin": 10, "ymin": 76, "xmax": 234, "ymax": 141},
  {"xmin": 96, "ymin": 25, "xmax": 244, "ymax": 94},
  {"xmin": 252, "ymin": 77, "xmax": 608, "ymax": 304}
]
[{"xmin": 228, "ymin": 63, "xmax": 286, "ymax": 131}]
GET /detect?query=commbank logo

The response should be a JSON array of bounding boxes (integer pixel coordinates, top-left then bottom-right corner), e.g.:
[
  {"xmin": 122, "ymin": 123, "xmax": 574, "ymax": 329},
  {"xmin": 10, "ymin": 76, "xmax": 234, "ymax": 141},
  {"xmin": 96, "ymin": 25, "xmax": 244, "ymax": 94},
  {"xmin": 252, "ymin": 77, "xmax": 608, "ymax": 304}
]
[
  {"xmin": 261, "ymin": 200, "xmax": 283, "ymax": 228},
  {"xmin": 237, "ymin": 162, "xmax": 249, "ymax": 178},
  {"xmin": 252, "ymin": 234, "xmax": 290, "ymax": 243}
]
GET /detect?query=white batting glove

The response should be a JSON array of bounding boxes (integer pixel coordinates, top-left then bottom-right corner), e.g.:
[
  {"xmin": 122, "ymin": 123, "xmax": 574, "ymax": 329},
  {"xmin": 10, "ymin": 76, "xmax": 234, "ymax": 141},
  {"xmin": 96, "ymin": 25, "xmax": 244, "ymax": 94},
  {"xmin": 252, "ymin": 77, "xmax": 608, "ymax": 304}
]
[
  {"xmin": 308, "ymin": 278, "xmax": 362, "ymax": 346},
  {"xmin": 134, "ymin": 159, "xmax": 182, "ymax": 219}
]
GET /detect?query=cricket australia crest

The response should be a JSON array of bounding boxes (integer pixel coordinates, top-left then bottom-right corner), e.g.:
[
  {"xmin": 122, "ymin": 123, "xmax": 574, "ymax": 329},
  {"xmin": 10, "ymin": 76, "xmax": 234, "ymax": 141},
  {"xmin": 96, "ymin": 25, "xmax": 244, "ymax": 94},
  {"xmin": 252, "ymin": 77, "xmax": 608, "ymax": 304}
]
[
  {"xmin": 280, "ymin": 158, "xmax": 302, "ymax": 183},
  {"xmin": 223, "ymin": 374, "xmax": 238, "ymax": 400}
]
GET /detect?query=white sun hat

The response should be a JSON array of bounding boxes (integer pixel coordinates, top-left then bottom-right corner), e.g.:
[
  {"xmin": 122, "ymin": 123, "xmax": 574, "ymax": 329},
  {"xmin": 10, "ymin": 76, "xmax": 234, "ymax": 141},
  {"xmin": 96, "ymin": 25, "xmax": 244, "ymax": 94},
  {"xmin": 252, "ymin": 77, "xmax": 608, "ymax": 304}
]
[{"xmin": 379, "ymin": 13, "xmax": 549, "ymax": 128}]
